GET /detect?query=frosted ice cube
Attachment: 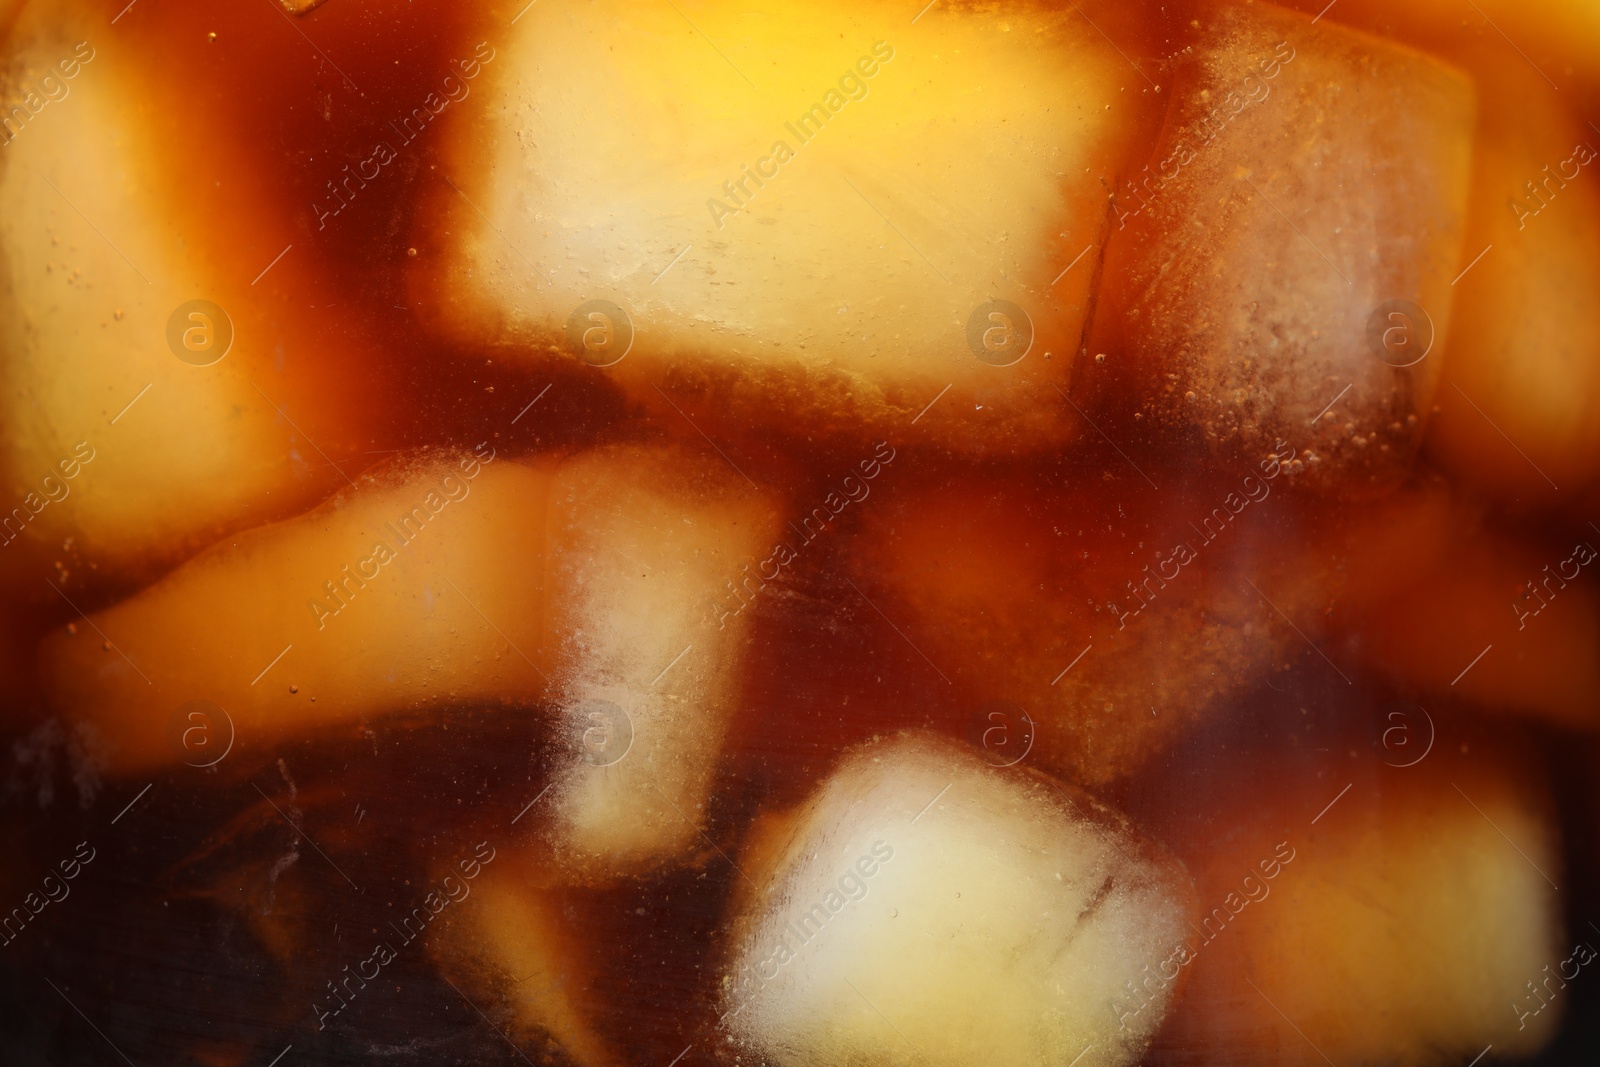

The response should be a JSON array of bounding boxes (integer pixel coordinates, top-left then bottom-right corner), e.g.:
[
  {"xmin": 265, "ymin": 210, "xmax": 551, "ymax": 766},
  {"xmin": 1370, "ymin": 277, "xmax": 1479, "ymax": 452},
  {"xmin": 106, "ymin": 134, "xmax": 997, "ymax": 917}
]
[
  {"xmin": 538, "ymin": 445, "xmax": 781, "ymax": 878},
  {"xmin": 720, "ymin": 732, "xmax": 1197, "ymax": 1067},
  {"xmin": 410, "ymin": 0, "xmax": 1153, "ymax": 453},
  {"xmin": 1083, "ymin": 2, "xmax": 1474, "ymax": 497}
]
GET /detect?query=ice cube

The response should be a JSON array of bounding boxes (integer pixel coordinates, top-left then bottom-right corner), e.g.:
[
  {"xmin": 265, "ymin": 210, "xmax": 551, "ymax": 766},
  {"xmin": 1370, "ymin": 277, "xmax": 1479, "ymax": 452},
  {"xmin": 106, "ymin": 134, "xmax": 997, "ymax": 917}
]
[
  {"xmin": 0, "ymin": 4, "xmax": 385, "ymax": 598},
  {"xmin": 847, "ymin": 468, "xmax": 1334, "ymax": 785},
  {"xmin": 1423, "ymin": 57, "xmax": 1600, "ymax": 504},
  {"xmin": 720, "ymin": 732, "xmax": 1197, "ymax": 1067},
  {"xmin": 1182, "ymin": 478, "xmax": 1599, "ymax": 731},
  {"xmin": 430, "ymin": 864, "xmax": 622, "ymax": 1067},
  {"xmin": 1272, "ymin": 0, "xmax": 1600, "ymax": 90},
  {"xmin": 39, "ymin": 451, "xmax": 551, "ymax": 771},
  {"xmin": 409, "ymin": 0, "xmax": 1155, "ymax": 453},
  {"xmin": 1330, "ymin": 495, "xmax": 1600, "ymax": 730},
  {"xmin": 42, "ymin": 442, "xmax": 779, "ymax": 872},
  {"xmin": 846, "ymin": 467, "xmax": 1495, "ymax": 785},
  {"xmin": 1144, "ymin": 717, "xmax": 1563, "ymax": 1065},
  {"xmin": 538, "ymin": 445, "xmax": 781, "ymax": 879},
  {"xmin": 1082, "ymin": 2, "xmax": 1474, "ymax": 497}
]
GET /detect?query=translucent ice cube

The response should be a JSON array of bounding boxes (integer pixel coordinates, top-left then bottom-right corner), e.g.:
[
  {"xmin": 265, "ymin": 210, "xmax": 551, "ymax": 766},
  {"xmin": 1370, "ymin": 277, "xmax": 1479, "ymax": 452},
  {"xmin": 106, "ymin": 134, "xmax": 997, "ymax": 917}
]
[
  {"xmin": 410, "ymin": 0, "xmax": 1153, "ymax": 453},
  {"xmin": 1147, "ymin": 719, "xmax": 1562, "ymax": 1065},
  {"xmin": 1331, "ymin": 495, "xmax": 1600, "ymax": 730},
  {"xmin": 0, "ymin": 3, "xmax": 384, "ymax": 598},
  {"xmin": 42, "ymin": 442, "xmax": 778, "ymax": 866},
  {"xmin": 848, "ymin": 468, "xmax": 1342, "ymax": 785},
  {"xmin": 430, "ymin": 865, "xmax": 623, "ymax": 1067},
  {"xmin": 1273, "ymin": 0, "xmax": 1600, "ymax": 90},
  {"xmin": 1083, "ymin": 1, "xmax": 1475, "ymax": 497},
  {"xmin": 40, "ymin": 451, "xmax": 553, "ymax": 770},
  {"xmin": 1425, "ymin": 57, "xmax": 1600, "ymax": 504},
  {"xmin": 720, "ymin": 732, "xmax": 1197, "ymax": 1067}
]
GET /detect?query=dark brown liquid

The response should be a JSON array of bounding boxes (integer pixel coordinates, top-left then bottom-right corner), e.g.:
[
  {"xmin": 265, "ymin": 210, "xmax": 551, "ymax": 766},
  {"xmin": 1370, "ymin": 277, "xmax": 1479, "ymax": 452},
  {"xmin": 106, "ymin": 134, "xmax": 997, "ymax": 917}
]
[{"xmin": 2, "ymin": 2, "xmax": 1599, "ymax": 1065}]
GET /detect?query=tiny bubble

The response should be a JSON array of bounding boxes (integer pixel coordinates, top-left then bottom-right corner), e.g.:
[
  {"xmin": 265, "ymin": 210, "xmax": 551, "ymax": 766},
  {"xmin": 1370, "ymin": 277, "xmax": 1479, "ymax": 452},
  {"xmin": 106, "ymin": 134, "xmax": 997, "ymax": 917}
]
[
  {"xmin": 113, "ymin": 309, "xmax": 124, "ymax": 321},
  {"xmin": 406, "ymin": 247, "xmax": 419, "ymax": 257},
  {"xmin": 66, "ymin": 622, "xmax": 77, "ymax": 635},
  {"xmin": 289, "ymin": 685, "xmax": 299, "ymax": 694},
  {"xmin": 206, "ymin": 31, "xmax": 217, "ymax": 43},
  {"xmin": 1094, "ymin": 352, "xmax": 1107, "ymax": 364}
]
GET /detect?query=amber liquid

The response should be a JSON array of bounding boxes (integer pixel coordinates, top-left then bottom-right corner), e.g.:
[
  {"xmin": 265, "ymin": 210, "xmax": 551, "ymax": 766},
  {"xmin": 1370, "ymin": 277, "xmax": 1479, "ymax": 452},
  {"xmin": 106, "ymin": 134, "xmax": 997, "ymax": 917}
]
[{"xmin": 1, "ymin": 2, "xmax": 1598, "ymax": 1065}]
